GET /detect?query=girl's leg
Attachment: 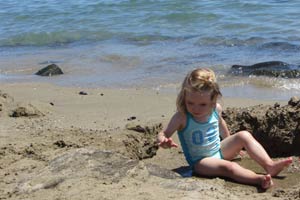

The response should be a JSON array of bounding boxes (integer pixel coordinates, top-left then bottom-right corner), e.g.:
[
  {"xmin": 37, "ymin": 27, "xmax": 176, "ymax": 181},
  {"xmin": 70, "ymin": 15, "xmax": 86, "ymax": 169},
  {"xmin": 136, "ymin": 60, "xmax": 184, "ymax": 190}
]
[
  {"xmin": 194, "ymin": 157, "xmax": 273, "ymax": 189},
  {"xmin": 221, "ymin": 131, "xmax": 293, "ymax": 176}
]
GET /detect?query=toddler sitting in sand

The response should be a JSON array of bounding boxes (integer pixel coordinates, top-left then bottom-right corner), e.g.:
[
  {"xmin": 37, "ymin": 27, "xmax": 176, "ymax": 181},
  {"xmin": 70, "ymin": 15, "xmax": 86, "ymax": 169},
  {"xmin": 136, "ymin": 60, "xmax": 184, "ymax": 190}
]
[{"xmin": 157, "ymin": 68, "xmax": 293, "ymax": 189}]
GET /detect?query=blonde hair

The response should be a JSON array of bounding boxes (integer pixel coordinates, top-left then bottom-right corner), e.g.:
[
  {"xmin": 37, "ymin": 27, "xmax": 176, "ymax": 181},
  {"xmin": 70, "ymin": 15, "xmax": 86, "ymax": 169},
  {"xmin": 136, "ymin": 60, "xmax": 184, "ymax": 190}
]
[{"xmin": 176, "ymin": 68, "xmax": 222, "ymax": 113}]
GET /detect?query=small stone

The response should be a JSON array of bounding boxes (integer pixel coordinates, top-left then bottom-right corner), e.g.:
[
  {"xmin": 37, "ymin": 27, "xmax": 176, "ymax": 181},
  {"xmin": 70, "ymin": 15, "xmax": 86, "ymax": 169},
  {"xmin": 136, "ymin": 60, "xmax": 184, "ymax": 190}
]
[
  {"xmin": 127, "ymin": 116, "xmax": 136, "ymax": 121},
  {"xmin": 79, "ymin": 91, "xmax": 88, "ymax": 95}
]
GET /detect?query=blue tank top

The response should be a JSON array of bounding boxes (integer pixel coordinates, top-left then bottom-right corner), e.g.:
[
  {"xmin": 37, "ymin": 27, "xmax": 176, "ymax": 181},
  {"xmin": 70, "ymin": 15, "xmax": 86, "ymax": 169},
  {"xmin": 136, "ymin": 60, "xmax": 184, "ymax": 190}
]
[{"xmin": 177, "ymin": 110, "xmax": 221, "ymax": 166}]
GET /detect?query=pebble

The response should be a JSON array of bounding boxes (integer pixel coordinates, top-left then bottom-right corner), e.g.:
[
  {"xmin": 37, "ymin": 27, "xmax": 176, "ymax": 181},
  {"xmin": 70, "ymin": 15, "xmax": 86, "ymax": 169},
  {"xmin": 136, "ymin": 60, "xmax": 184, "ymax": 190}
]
[{"xmin": 79, "ymin": 91, "xmax": 88, "ymax": 95}]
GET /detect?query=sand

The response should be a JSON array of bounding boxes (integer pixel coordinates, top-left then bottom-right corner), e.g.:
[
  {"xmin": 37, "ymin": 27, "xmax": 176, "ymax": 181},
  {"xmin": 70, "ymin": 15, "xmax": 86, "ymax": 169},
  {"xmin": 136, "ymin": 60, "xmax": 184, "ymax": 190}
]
[{"xmin": 1, "ymin": 82, "xmax": 300, "ymax": 200}]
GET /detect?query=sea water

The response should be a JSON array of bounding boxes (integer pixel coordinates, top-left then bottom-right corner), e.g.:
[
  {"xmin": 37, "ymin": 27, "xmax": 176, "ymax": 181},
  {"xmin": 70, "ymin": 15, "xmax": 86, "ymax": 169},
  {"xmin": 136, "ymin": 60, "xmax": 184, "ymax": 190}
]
[{"xmin": 1, "ymin": 0, "xmax": 300, "ymax": 100}]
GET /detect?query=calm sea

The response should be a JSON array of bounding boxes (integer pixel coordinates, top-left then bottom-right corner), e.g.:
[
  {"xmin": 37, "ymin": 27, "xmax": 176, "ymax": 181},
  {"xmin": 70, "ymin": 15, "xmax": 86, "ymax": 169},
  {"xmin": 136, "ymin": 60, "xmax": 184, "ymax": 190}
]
[{"xmin": 1, "ymin": 0, "xmax": 300, "ymax": 100}]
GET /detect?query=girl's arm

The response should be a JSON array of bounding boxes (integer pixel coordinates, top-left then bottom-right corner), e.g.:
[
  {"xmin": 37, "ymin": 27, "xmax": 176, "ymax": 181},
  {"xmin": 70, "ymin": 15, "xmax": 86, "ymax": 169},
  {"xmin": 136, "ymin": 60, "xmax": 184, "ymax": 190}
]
[
  {"xmin": 157, "ymin": 112, "xmax": 185, "ymax": 148},
  {"xmin": 216, "ymin": 103, "xmax": 230, "ymax": 139}
]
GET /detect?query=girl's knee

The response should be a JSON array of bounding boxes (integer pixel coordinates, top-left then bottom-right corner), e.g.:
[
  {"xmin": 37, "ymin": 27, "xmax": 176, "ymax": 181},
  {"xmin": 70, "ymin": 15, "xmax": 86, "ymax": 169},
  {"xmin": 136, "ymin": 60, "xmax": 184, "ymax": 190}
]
[
  {"xmin": 220, "ymin": 162, "xmax": 240, "ymax": 176},
  {"xmin": 236, "ymin": 130, "xmax": 254, "ymax": 142}
]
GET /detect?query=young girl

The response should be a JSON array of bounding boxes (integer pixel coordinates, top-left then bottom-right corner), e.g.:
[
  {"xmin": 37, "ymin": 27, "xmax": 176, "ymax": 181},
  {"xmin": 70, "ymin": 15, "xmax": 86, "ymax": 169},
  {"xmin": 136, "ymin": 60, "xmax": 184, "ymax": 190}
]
[{"xmin": 157, "ymin": 68, "xmax": 293, "ymax": 189}]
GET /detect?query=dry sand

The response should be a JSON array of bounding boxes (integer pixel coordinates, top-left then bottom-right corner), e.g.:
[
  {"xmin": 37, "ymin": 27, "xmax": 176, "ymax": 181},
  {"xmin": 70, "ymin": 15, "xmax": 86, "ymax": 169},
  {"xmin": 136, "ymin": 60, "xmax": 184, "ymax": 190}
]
[{"xmin": 1, "ymin": 83, "xmax": 300, "ymax": 200}]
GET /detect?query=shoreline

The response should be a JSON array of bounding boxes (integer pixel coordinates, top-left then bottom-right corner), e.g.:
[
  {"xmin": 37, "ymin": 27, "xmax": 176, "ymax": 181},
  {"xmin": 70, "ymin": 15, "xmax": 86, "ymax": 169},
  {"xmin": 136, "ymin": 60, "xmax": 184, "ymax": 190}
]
[{"xmin": 1, "ymin": 43, "xmax": 300, "ymax": 102}]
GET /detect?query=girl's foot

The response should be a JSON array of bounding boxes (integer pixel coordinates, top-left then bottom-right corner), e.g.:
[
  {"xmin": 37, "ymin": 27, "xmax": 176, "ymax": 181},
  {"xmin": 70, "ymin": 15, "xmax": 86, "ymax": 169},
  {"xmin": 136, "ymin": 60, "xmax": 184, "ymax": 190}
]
[
  {"xmin": 261, "ymin": 174, "xmax": 273, "ymax": 189},
  {"xmin": 266, "ymin": 157, "xmax": 293, "ymax": 176}
]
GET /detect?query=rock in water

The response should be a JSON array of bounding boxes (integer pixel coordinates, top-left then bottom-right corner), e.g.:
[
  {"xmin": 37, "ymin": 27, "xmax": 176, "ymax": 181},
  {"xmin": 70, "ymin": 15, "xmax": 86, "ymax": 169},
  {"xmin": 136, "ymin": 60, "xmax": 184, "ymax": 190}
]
[
  {"xmin": 230, "ymin": 61, "xmax": 300, "ymax": 78},
  {"xmin": 35, "ymin": 64, "xmax": 63, "ymax": 76}
]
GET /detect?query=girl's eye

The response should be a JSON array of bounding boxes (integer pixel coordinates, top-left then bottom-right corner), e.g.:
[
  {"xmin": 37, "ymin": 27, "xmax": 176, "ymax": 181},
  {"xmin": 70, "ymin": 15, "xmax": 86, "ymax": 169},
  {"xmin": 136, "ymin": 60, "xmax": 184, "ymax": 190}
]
[{"xmin": 187, "ymin": 102, "xmax": 194, "ymax": 105}]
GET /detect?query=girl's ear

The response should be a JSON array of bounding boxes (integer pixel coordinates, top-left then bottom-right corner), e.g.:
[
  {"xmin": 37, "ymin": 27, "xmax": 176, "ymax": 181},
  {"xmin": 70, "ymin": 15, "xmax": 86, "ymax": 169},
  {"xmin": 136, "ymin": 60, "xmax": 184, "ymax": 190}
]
[
  {"xmin": 211, "ymin": 95, "xmax": 217, "ymax": 107},
  {"xmin": 211, "ymin": 102, "xmax": 217, "ymax": 109}
]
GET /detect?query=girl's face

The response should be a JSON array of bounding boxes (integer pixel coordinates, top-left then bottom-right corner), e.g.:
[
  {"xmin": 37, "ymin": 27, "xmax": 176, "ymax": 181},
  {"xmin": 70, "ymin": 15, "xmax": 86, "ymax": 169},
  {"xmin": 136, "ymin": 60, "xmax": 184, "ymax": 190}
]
[{"xmin": 184, "ymin": 90, "xmax": 215, "ymax": 122}]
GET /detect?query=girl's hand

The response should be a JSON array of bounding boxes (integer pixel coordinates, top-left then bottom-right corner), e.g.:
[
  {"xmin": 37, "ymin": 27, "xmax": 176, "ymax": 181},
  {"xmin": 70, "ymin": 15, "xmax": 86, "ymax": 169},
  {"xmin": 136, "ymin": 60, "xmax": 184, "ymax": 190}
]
[{"xmin": 158, "ymin": 136, "xmax": 178, "ymax": 149}]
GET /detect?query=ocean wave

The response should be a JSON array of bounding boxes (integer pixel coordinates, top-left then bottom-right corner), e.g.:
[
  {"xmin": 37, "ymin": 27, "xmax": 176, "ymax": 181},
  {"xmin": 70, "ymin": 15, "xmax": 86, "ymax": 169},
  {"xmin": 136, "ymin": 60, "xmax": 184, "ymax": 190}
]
[
  {"xmin": 195, "ymin": 36, "xmax": 300, "ymax": 52},
  {"xmin": 223, "ymin": 75, "xmax": 300, "ymax": 91},
  {"xmin": 259, "ymin": 41, "xmax": 300, "ymax": 51},
  {"xmin": 258, "ymin": 77, "xmax": 300, "ymax": 94},
  {"xmin": 276, "ymin": 79, "xmax": 300, "ymax": 90},
  {"xmin": 0, "ymin": 31, "xmax": 113, "ymax": 47},
  {"xmin": 125, "ymin": 35, "xmax": 175, "ymax": 45},
  {"xmin": 0, "ymin": 30, "xmax": 194, "ymax": 48},
  {"xmin": 196, "ymin": 36, "xmax": 266, "ymax": 47}
]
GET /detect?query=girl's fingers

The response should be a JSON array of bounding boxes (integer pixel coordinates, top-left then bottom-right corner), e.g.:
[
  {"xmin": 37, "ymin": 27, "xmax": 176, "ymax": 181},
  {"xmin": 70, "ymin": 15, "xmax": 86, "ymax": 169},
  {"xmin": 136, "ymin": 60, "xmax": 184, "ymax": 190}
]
[
  {"xmin": 167, "ymin": 138, "xmax": 178, "ymax": 148},
  {"xmin": 158, "ymin": 137, "xmax": 178, "ymax": 148},
  {"xmin": 171, "ymin": 142, "xmax": 178, "ymax": 147}
]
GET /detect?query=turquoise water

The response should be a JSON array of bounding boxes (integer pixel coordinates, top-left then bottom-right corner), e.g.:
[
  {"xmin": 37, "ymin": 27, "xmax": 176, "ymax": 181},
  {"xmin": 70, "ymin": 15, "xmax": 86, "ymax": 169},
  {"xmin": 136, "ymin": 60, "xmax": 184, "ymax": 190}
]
[{"xmin": 1, "ymin": 1, "xmax": 300, "ymax": 100}]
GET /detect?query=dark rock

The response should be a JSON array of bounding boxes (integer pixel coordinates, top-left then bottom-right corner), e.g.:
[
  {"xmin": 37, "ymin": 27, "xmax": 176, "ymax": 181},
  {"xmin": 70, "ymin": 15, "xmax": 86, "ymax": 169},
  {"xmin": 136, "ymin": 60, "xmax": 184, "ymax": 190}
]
[
  {"xmin": 251, "ymin": 69, "xmax": 300, "ymax": 78},
  {"xmin": 230, "ymin": 61, "xmax": 300, "ymax": 78},
  {"xmin": 35, "ymin": 64, "xmax": 63, "ymax": 76},
  {"xmin": 127, "ymin": 116, "xmax": 136, "ymax": 121},
  {"xmin": 79, "ymin": 91, "xmax": 88, "ymax": 95},
  {"xmin": 232, "ymin": 61, "xmax": 288, "ymax": 73}
]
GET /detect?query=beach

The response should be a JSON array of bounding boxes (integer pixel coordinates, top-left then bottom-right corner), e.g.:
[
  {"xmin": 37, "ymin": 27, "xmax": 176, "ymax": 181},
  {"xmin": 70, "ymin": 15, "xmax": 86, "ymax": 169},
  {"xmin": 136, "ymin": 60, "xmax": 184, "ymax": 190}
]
[
  {"xmin": 1, "ymin": 82, "xmax": 300, "ymax": 200},
  {"xmin": 1, "ymin": 1, "xmax": 300, "ymax": 199}
]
